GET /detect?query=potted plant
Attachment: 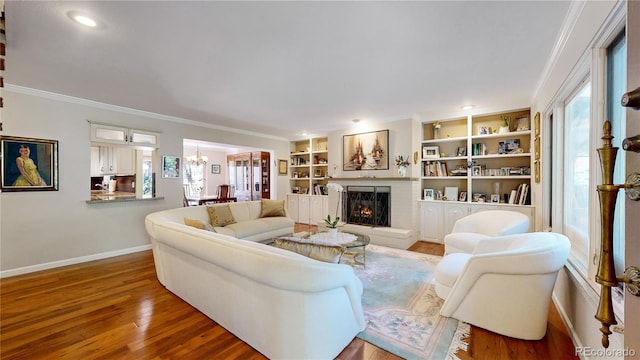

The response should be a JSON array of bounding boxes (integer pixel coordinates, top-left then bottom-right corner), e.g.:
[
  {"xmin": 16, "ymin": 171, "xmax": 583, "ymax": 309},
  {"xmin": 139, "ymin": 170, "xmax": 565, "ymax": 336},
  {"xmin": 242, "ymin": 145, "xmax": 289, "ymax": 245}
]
[{"xmin": 325, "ymin": 182, "xmax": 344, "ymax": 238}]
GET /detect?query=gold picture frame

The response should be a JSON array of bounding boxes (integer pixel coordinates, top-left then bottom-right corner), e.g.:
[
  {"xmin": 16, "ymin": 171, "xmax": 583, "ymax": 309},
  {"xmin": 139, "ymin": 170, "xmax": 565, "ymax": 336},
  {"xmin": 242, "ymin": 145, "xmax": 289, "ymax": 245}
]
[
  {"xmin": 278, "ymin": 159, "xmax": 288, "ymax": 175},
  {"xmin": 1, "ymin": 135, "xmax": 59, "ymax": 191}
]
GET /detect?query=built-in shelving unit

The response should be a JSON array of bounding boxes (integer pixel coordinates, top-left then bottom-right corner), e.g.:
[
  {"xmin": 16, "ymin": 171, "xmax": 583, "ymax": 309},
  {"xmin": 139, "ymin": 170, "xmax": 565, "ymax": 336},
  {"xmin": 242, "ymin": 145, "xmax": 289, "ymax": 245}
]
[
  {"xmin": 289, "ymin": 137, "xmax": 329, "ymax": 195},
  {"xmin": 420, "ymin": 108, "xmax": 532, "ymax": 205}
]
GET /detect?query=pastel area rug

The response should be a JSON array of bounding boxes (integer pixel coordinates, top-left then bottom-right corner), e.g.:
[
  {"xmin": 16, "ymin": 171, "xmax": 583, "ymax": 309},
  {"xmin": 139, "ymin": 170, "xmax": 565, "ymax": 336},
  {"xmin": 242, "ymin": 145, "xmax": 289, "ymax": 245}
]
[{"xmin": 345, "ymin": 244, "xmax": 470, "ymax": 360}]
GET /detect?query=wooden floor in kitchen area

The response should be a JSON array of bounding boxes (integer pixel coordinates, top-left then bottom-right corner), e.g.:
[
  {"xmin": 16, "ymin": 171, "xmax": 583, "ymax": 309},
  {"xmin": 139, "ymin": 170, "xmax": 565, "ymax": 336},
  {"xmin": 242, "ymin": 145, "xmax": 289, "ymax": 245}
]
[{"xmin": 0, "ymin": 223, "xmax": 578, "ymax": 359}]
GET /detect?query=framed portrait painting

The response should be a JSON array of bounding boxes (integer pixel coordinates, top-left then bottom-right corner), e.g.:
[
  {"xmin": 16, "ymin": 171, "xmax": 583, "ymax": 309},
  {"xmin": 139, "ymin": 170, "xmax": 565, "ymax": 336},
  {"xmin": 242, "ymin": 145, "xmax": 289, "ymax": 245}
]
[{"xmin": 1, "ymin": 136, "xmax": 59, "ymax": 192}]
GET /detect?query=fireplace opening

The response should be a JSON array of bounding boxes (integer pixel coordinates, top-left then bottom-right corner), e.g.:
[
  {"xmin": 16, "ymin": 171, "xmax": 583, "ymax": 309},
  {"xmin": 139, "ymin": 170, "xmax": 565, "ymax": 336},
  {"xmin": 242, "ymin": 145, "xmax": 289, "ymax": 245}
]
[{"xmin": 343, "ymin": 186, "xmax": 390, "ymax": 227}]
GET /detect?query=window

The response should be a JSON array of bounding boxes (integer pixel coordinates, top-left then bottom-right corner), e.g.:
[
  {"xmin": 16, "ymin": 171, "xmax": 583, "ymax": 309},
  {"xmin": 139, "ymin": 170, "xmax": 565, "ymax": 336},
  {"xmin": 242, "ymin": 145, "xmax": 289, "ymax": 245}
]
[{"xmin": 562, "ymin": 82, "xmax": 591, "ymax": 263}]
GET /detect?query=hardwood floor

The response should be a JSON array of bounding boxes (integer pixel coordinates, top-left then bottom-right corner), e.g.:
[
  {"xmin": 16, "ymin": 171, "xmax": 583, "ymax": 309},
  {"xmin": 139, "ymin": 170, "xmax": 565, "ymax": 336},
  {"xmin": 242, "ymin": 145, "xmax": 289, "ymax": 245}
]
[{"xmin": 1, "ymin": 229, "xmax": 578, "ymax": 359}]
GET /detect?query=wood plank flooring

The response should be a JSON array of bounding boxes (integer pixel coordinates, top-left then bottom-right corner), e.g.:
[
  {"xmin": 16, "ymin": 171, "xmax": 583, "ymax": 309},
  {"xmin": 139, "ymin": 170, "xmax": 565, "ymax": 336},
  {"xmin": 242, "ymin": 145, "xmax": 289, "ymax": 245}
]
[{"xmin": 1, "ymin": 227, "xmax": 578, "ymax": 359}]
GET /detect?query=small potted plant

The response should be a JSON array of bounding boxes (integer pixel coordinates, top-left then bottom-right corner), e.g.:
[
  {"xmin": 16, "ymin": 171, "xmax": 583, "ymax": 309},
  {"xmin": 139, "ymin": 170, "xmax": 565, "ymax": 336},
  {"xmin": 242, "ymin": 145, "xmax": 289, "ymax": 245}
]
[
  {"xmin": 499, "ymin": 115, "xmax": 510, "ymax": 134},
  {"xmin": 325, "ymin": 182, "xmax": 344, "ymax": 238},
  {"xmin": 395, "ymin": 155, "xmax": 410, "ymax": 177}
]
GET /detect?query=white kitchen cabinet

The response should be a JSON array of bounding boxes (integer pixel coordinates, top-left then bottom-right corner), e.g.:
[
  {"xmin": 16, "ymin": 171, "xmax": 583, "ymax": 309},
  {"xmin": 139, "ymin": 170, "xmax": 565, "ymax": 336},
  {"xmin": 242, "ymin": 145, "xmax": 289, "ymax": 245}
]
[
  {"xmin": 90, "ymin": 123, "xmax": 159, "ymax": 147},
  {"xmin": 92, "ymin": 146, "xmax": 135, "ymax": 175},
  {"xmin": 419, "ymin": 200, "xmax": 535, "ymax": 243}
]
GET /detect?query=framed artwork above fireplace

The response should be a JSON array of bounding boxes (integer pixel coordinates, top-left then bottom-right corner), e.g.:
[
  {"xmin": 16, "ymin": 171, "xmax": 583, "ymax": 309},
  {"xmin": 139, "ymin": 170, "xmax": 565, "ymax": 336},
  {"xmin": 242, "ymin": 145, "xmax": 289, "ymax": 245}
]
[{"xmin": 342, "ymin": 129, "xmax": 389, "ymax": 171}]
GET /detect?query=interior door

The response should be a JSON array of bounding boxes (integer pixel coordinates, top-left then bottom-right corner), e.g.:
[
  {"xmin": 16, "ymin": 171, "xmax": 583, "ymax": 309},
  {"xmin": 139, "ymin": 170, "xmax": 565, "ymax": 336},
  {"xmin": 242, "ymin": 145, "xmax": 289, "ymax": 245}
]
[{"xmin": 624, "ymin": 0, "xmax": 639, "ymax": 352}]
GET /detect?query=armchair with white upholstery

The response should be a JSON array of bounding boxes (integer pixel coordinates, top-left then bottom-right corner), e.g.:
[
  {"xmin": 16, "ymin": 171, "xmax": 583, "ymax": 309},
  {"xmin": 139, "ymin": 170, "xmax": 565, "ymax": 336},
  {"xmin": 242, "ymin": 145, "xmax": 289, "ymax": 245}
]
[
  {"xmin": 444, "ymin": 210, "xmax": 530, "ymax": 254},
  {"xmin": 434, "ymin": 232, "xmax": 570, "ymax": 340}
]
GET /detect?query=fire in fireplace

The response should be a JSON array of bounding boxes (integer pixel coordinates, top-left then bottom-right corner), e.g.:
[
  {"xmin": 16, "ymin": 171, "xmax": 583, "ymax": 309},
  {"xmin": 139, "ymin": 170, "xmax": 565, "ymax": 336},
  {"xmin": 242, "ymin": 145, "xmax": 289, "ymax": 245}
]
[{"xmin": 343, "ymin": 186, "xmax": 390, "ymax": 227}]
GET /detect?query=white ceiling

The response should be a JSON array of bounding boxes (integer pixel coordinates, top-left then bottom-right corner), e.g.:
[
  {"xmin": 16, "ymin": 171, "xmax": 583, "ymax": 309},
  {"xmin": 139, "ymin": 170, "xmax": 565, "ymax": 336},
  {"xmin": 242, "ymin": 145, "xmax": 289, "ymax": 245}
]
[{"xmin": 5, "ymin": 1, "xmax": 571, "ymax": 140}]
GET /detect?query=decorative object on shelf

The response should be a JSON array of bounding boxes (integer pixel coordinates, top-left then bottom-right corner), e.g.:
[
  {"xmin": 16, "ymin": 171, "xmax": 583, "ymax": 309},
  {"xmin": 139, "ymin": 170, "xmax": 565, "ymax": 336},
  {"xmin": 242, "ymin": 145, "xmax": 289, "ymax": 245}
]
[
  {"xmin": 395, "ymin": 155, "xmax": 410, "ymax": 177},
  {"xmin": 458, "ymin": 191, "xmax": 467, "ymax": 201},
  {"xmin": 325, "ymin": 182, "xmax": 344, "ymax": 230},
  {"xmin": 343, "ymin": 130, "xmax": 389, "ymax": 171},
  {"xmin": 185, "ymin": 146, "xmax": 208, "ymax": 166},
  {"xmin": 456, "ymin": 146, "xmax": 467, "ymax": 157},
  {"xmin": 423, "ymin": 188, "xmax": 434, "ymax": 200},
  {"xmin": 478, "ymin": 125, "xmax": 490, "ymax": 135},
  {"xmin": 161, "ymin": 155, "xmax": 181, "ymax": 178},
  {"xmin": 515, "ymin": 116, "xmax": 530, "ymax": 131},
  {"xmin": 443, "ymin": 186, "xmax": 458, "ymax": 201},
  {"xmin": 499, "ymin": 115, "xmax": 511, "ymax": 134},
  {"xmin": 422, "ymin": 145, "xmax": 440, "ymax": 159},
  {"xmin": 433, "ymin": 121, "xmax": 441, "ymax": 139},
  {"xmin": 211, "ymin": 164, "xmax": 221, "ymax": 174},
  {"xmin": 0, "ymin": 136, "xmax": 59, "ymax": 191}
]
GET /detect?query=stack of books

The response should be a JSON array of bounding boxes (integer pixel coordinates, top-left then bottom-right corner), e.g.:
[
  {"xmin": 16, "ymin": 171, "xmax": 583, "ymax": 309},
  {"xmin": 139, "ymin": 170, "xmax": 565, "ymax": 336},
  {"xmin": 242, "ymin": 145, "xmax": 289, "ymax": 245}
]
[
  {"xmin": 423, "ymin": 161, "xmax": 448, "ymax": 177},
  {"xmin": 508, "ymin": 183, "xmax": 530, "ymax": 205}
]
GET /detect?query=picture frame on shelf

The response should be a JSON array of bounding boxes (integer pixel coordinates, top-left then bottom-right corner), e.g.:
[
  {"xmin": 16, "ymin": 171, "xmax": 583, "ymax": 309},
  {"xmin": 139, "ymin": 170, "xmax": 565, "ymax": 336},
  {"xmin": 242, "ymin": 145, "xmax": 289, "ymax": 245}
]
[
  {"xmin": 422, "ymin": 145, "xmax": 440, "ymax": 159},
  {"xmin": 478, "ymin": 125, "xmax": 490, "ymax": 135},
  {"xmin": 459, "ymin": 191, "xmax": 467, "ymax": 202},
  {"xmin": 1, "ymin": 135, "xmax": 59, "ymax": 191},
  {"xmin": 456, "ymin": 146, "xmax": 467, "ymax": 157},
  {"xmin": 444, "ymin": 186, "xmax": 458, "ymax": 201},
  {"xmin": 472, "ymin": 165, "xmax": 482, "ymax": 176},
  {"xmin": 161, "ymin": 156, "xmax": 181, "ymax": 178},
  {"xmin": 423, "ymin": 188, "xmax": 434, "ymax": 201},
  {"xmin": 515, "ymin": 116, "xmax": 530, "ymax": 131},
  {"xmin": 491, "ymin": 194, "xmax": 500, "ymax": 203},
  {"xmin": 211, "ymin": 164, "xmax": 221, "ymax": 174},
  {"xmin": 314, "ymin": 169, "xmax": 322, "ymax": 177}
]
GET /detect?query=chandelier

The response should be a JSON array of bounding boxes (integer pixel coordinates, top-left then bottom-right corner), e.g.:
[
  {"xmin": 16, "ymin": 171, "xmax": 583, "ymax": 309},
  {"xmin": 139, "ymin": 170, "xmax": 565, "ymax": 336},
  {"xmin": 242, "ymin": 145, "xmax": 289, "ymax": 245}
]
[{"xmin": 185, "ymin": 146, "xmax": 208, "ymax": 166}]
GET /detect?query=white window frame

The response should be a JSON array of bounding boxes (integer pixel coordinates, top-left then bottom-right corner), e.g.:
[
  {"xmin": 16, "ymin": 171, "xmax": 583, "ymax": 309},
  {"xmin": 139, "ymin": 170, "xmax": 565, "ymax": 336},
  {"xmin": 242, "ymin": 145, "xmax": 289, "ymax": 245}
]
[{"xmin": 542, "ymin": 3, "xmax": 626, "ymax": 321}]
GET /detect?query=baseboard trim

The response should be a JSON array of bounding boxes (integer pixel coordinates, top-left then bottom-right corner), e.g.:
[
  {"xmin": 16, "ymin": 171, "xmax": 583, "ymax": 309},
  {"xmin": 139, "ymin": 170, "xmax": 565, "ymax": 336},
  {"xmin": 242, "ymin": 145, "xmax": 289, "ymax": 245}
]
[
  {"xmin": 0, "ymin": 244, "xmax": 153, "ymax": 278},
  {"xmin": 552, "ymin": 292, "xmax": 584, "ymax": 359}
]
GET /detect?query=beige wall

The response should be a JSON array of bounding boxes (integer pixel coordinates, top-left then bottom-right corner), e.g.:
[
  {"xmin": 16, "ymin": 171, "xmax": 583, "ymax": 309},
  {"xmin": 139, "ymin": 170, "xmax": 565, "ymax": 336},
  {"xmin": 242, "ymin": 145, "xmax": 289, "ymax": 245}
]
[{"xmin": 0, "ymin": 88, "xmax": 289, "ymax": 275}]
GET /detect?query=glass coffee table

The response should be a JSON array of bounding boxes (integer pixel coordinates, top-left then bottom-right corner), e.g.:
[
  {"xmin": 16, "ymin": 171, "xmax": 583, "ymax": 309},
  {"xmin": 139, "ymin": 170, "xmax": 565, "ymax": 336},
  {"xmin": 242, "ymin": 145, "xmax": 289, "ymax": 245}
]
[{"xmin": 303, "ymin": 230, "xmax": 371, "ymax": 267}]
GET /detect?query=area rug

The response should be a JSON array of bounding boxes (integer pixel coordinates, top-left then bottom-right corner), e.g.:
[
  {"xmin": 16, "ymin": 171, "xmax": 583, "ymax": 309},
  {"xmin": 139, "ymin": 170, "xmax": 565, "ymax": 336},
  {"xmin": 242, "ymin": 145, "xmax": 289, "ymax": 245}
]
[{"xmin": 345, "ymin": 244, "xmax": 470, "ymax": 360}]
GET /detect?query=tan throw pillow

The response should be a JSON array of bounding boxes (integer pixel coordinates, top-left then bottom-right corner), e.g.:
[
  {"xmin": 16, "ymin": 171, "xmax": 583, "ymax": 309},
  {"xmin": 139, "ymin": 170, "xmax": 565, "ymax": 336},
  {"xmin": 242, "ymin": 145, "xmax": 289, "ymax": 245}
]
[
  {"xmin": 184, "ymin": 218, "xmax": 216, "ymax": 232},
  {"xmin": 207, "ymin": 205, "xmax": 236, "ymax": 227},
  {"xmin": 260, "ymin": 199, "xmax": 286, "ymax": 218},
  {"xmin": 273, "ymin": 237, "xmax": 345, "ymax": 263},
  {"xmin": 184, "ymin": 217, "xmax": 207, "ymax": 229}
]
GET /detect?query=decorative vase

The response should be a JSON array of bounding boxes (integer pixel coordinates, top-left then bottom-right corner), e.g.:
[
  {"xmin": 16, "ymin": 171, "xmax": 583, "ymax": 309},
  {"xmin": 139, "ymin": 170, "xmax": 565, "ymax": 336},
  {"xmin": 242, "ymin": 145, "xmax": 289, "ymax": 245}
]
[
  {"xmin": 329, "ymin": 228, "xmax": 338, "ymax": 239},
  {"xmin": 434, "ymin": 127, "xmax": 440, "ymax": 139},
  {"xmin": 499, "ymin": 126, "xmax": 510, "ymax": 134},
  {"xmin": 398, "ymin": 166, "xmax": 407, "ymax": 177}
]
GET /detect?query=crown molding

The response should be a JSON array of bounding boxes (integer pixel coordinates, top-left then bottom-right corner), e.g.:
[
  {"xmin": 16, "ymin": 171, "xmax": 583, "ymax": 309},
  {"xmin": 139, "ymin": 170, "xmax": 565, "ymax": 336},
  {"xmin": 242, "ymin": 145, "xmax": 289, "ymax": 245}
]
[{"xmin": 4, "ymin": 84, "xmax": 290, "ymax": 142}]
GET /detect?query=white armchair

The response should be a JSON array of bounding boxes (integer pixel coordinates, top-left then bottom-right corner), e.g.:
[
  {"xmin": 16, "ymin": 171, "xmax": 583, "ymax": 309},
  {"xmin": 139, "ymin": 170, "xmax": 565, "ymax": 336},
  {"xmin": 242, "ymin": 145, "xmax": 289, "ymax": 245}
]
[
  {"xmin": 434, "ymin": 232, "xmax": 570, "ymax": 340},
  {"xmin": 444, "ymin": 210, "xmax": 530, "ymax": 254}
]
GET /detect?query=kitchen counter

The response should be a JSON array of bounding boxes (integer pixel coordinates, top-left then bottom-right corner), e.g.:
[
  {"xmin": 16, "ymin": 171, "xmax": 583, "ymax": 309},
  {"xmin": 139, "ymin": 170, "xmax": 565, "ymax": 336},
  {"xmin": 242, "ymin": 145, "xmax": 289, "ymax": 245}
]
[{"xmin": 86, "ymin": 190, "xmax": 164, "ymax": 204}]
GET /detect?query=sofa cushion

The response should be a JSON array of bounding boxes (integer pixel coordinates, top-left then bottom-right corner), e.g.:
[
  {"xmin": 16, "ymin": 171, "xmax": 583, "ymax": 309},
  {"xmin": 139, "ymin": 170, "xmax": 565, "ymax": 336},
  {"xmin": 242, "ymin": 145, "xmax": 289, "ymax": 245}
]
[
  {"xmin": 184, "ymin": 217, "xmax": 216, "ymax": 232},
  {"xmin": 273, "ymin": 237, "xmax": 345, "ymax": 263},
  {"xmin": 260, "ymin": 199, "xmax": 286, "ymax": 218},
  {"xmin": 207, "ymin": 205, "xmax": 236, "ymax": 227}
]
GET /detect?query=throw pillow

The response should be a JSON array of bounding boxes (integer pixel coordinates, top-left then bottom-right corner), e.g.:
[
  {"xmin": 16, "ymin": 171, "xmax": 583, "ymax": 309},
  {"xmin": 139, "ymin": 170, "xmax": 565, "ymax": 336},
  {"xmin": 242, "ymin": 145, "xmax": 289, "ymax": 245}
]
[
  {"xmin": 184, "ymin": 217, "xmax": 206, "ymax": 229},
  {"xmin": 207, "ymin": 205, "xmax": 236, "ymax": 227},
  {"xmin": 183, "ymin": 218, "xmax": 216, "ymax": 232},
  {"xmin": 273, "ymin": 237, "xmax": 345, "ymax": 263},
  {"xmin": 260, "ymin": 199, "xmax": 286, "ymax": 218}
]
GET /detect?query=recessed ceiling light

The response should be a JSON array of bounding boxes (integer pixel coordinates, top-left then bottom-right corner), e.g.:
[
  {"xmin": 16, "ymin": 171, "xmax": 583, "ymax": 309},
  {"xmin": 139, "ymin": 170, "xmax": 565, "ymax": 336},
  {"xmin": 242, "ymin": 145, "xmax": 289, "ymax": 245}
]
[
  {"xmin": 352, "ymin": 119, "xmax": 360, "ymax": 123},
  {"xmin": 461, "ymin": 105, "xmax": 474, "ymax": 110},
  {"xmin": 67, "ymin": 11, "xmax": 99, "ymax": 28},
  {"xmin": 301, "ymin": 131, "xmax": 308, "ymax": 136}
]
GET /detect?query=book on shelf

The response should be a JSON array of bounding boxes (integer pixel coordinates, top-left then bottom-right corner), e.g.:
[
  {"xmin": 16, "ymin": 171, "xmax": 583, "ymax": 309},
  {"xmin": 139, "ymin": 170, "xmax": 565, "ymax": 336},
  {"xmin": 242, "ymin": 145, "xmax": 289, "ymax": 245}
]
[
  {"xmin": 510, "ymin": 183, "xmax": 530, "ymax": 205},
  {"xmin": 423, "ymin": 161, "xmax": 449, "ymax": 176}
]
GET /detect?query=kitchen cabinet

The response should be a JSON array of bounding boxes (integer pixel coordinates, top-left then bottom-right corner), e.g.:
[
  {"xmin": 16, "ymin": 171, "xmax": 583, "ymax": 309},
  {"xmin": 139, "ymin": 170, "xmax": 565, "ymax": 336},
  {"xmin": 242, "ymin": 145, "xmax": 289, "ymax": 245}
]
[
  {"xmin": 90, "ymin": 123, "xmax": 159, "ymax": 147},
  {"xmin": 91, "ymin": 146, "xmax": 135, "ymax": 175},
  {"xmin": 418, "ymin": 200, "xmax": 534, "ymax": 243}
]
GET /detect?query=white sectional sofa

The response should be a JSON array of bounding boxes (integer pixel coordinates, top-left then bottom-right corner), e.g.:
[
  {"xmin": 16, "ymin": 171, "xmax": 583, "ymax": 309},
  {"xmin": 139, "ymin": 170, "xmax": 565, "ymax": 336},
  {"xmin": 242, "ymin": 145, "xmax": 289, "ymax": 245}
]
[{"xmin": 144, "ymin": 201, "xmax": 366, "ymax": 359}]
